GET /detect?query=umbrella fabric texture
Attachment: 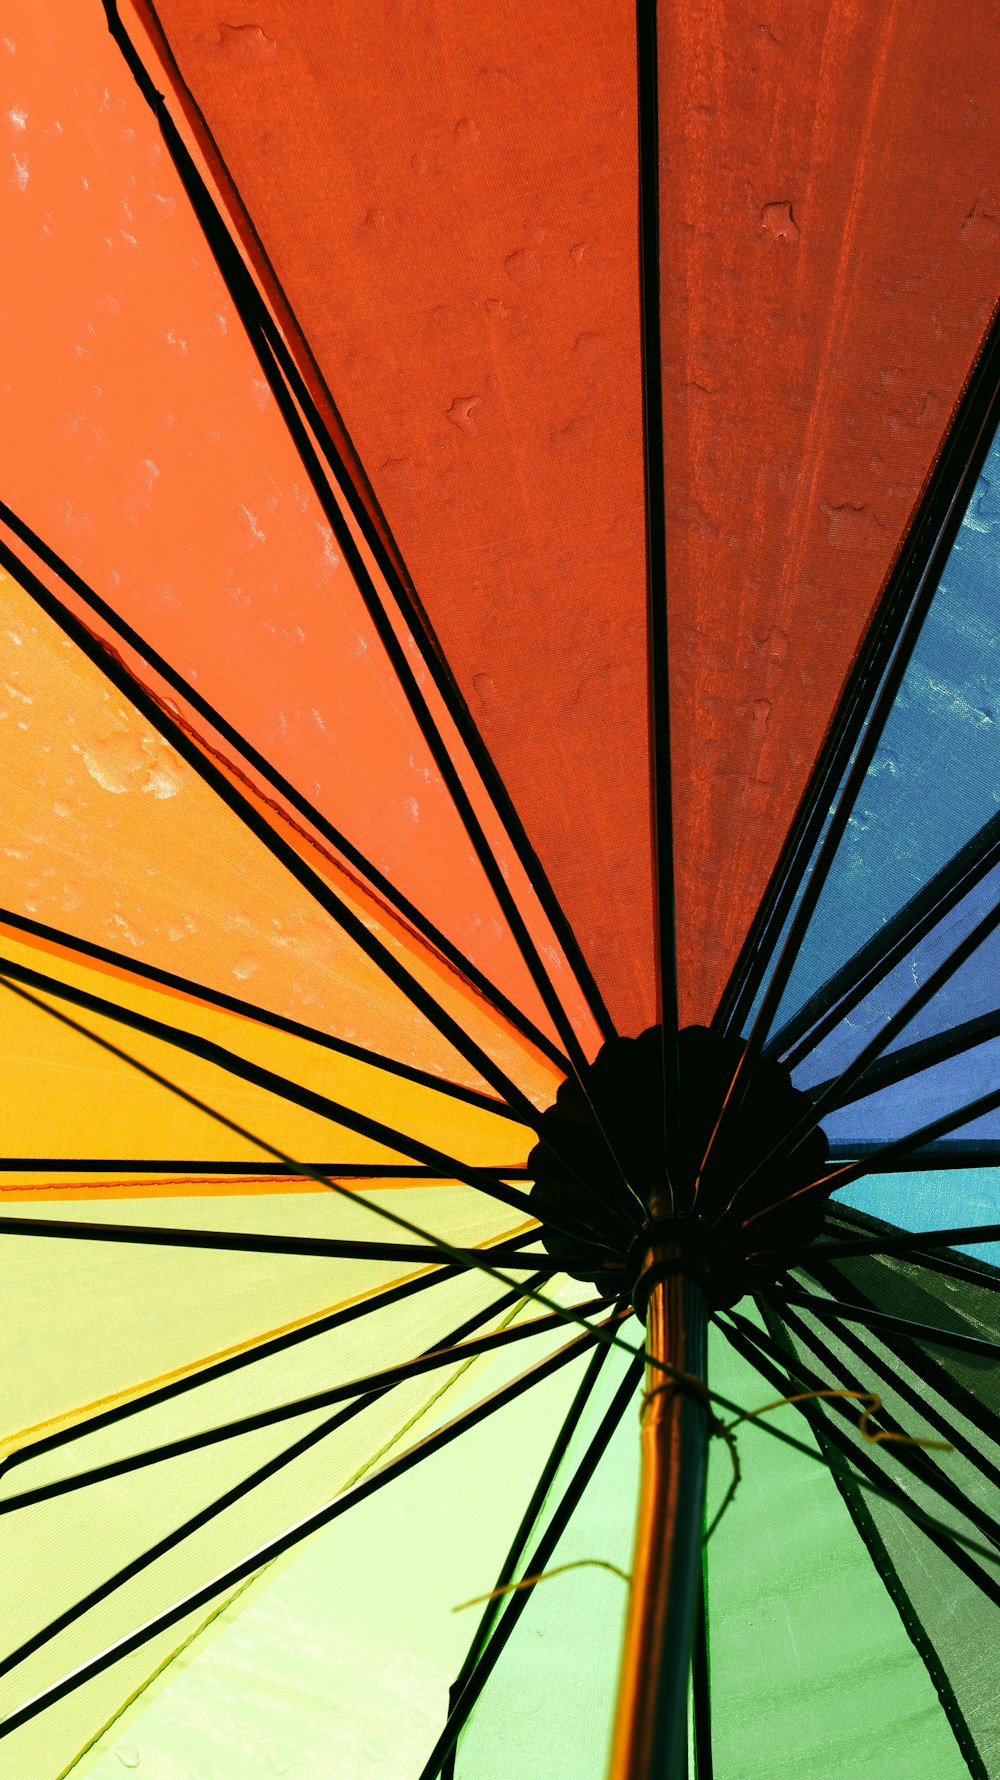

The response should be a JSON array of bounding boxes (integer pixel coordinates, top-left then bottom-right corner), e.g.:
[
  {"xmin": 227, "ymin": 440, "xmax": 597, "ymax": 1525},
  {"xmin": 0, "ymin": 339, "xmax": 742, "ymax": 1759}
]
[{"xmin": 1, "ymin": 1, "xmax": 999, "ymax": 1775}]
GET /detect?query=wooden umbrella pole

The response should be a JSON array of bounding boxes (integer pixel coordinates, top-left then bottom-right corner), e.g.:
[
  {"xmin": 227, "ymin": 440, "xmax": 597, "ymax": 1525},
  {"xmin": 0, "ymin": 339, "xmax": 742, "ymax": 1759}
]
[{"xmin": 608, "ymin": 1236, "xmax": 709, "ymax": 1780}]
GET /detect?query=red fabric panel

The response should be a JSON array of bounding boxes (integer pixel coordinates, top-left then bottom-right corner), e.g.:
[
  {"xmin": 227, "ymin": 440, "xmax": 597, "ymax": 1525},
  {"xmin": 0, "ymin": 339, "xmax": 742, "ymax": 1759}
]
[
  {"xmin": 137, "ymin": 0, "xmax": 656, "ymax": 1038},
  {"xmin": 660, "ymin": 1, "xmax": 1000, "ymax": 1022}
]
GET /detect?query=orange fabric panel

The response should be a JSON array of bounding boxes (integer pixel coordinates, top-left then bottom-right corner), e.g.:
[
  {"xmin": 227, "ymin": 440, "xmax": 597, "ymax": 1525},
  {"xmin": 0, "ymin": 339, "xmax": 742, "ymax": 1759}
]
[
  {"xmin": 0, "ymin": 0, "xmax": 590, "ymax": 1048},
  {"xmin": 660, "ymin": 1, "xmax": 1000, "ymax": 1021},
  {"xmin": 0, "ymin": 564, "xmax": 560, "ymax": 1104},
  {"xmin": 135, "ymin": 0, "xmax": 657, "ymax": 1037}
]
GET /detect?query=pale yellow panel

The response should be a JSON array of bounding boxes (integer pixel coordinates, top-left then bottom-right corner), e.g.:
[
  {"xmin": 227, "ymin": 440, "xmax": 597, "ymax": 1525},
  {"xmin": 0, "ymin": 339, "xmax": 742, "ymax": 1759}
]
[
  {"xmin": 0, "ymin": 1292, "xmax": 588, "ymax": 1776},
  {"xmin": 1, "ymin": 1186, "xmax": 534, "ymax": 1435}
]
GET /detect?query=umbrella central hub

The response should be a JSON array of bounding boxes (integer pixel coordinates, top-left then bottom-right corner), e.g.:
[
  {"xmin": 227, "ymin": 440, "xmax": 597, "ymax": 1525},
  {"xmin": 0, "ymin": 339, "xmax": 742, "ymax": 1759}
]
[{"xmin": 528, "ymin": 1025, "xmax": 829, "ymax": 1309}]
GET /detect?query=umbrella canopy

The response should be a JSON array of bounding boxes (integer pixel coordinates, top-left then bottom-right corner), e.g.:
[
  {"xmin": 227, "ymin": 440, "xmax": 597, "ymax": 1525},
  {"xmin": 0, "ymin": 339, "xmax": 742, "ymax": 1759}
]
[{"xmin": 1, "ymin": 1, "xmax": 999, "ymax": 1776}]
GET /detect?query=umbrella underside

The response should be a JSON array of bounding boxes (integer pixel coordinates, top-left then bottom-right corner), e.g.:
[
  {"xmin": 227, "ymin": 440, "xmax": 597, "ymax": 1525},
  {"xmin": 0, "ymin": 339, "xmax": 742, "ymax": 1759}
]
[{"xmin": 1, "ymin": 0, "xmax": 999, "ymax": 1775}]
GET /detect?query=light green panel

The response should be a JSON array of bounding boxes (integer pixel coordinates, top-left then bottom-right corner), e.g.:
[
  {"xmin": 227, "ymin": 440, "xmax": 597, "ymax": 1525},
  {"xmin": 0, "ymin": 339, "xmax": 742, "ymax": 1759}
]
[
  {"xmin": 706, "ymin": 1317, "xmax": 967, "ymax": 1780},
  {"xmin": 452, "ymin": 1347, "xmax": 639, "ymax": 1779},
  {"xmin": 68, "ymin": 1339, "xmax": 592, "ymax": 1778}
]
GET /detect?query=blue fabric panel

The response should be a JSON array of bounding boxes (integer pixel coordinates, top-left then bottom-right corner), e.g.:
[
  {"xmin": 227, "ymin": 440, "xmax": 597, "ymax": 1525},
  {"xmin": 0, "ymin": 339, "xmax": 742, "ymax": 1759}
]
[
  {"xmin": 770, "ymin": 425, "xmax": 1000, "ymax": 1038},
  {"xmin": 822, "ymin": 1037, "xmax": 1000, "ymax": 1150},
  {"xmin": 787, "ymin": 857, "xmax": 1000, "ymax": 1092},
  {"xmin": 882, "ymin": 917, "xmax": 1000, "ymax": 1053}
]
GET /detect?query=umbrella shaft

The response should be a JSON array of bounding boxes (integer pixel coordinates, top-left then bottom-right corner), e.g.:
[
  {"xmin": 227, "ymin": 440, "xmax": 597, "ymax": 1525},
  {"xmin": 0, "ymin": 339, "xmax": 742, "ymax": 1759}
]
[{"xmin": 609, "ymin": 1258, "xmax": 708, "ymax": 1779}]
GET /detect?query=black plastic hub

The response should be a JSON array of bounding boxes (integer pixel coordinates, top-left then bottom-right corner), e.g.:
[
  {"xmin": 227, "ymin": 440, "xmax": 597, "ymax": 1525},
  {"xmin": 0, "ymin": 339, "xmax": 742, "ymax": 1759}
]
[{"xmin": 527, "ymin": 1025, "xmax": 829, "ymax": 1310}]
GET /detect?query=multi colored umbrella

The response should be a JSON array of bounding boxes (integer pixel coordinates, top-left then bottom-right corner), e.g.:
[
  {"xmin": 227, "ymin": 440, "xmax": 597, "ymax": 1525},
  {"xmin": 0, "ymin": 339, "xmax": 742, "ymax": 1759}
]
[{"xmin": 2, "ymin": 1, "xmax": 1000, "ymax": 1775}]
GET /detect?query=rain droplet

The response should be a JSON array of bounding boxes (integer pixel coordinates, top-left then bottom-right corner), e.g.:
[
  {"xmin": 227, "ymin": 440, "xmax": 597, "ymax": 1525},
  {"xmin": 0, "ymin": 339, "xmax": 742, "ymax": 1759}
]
[
  {"xmin": 759, "ymin": 199, "xmax": 799, "ymax": 244},
  {"xmin": 446, "ymin": 395, "xmax": 481, "ymax": 435},
  {"xmin": 504, "ymin": 246, "xmax": 543, "ymax": 287}
]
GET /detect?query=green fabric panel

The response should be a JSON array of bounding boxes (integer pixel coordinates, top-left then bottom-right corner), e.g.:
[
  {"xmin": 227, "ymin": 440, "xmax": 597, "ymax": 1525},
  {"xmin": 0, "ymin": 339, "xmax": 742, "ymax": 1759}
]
[
  {"xmin": 705, "ymin": 1315, "xmax": 967, "ymax": 1780},
  {"xmin": 764, "ymin": 1202, "xmax": 1000, "ymax": 1777},
  {"xmin": 67, "ymin": 1338, "xmax": 591, "ymax": 1778},
  {"xmin": 451, "ymin": 1346, "xmax": 639, "ymax": 1779}
]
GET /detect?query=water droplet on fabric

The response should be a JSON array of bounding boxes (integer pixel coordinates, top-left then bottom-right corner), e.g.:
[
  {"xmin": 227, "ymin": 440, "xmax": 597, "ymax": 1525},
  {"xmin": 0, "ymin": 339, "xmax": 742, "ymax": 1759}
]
[
  {"xmin": 446, "ymin": 395, "xmax": 481, "ymax": 434},
  {"xmin": 759, "ymin": 199, "xmax": 800, "ymax": 243},
  {"xmin": 504, "ymin": 245, "xmax": 543, "ymax": 286}
]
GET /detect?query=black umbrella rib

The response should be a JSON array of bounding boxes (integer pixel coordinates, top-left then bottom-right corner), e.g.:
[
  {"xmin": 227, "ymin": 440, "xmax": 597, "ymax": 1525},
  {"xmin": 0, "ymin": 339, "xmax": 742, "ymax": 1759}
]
[
  {"xmin": 840, "ymin": 1314, "xmax": 1000, "ymax": 1462},
  {"xmin": 0, "ymin": 904, "xmax": 527, "ymax": 1125},
  {"xmin": 758, "ymin": 1227, "xmax": 1000, "ymax": 1296},
  {"xmin": 764, "ymin": 1286, "xmax": 1000, "ymax": 1363},
  {"xmin": 0, "ymin": 1217, "xmax": 565, "ymax": 1270},
  {"xmin": 0, "ymin": 951, "xmax": 538, "ymax": 1222},
  {"xmin": 825, "ymin": 1141, "xmax": 1000, "ymax": 1172},
  {"xmin": 0, "ymin": 1283, "xmax": 546, "ymax": 1676},
  {"xmin": 103, "ymin": 0, "xmax": 616, "ymax": 1053},
  {"xmin": 832, "ymin": 1248, "xmax": 1000, "ymax": 1295},
  {"xmin": 714, "ymin": 297, "xmax": 1000, "ymax": 1051},
  {"xmin": 691, "ymin": 1572, "xmax": 714, "ymax": 1780},
  {"xmin": 0, "ymin": 1263, "xmax": 463, "ymax": 1481},
  {"xmin": 822, "ymin": 1458, "xmax": 990, "ymax": 1780},
  {"xmin": 636, "ymin": 0, "xmax": 680, "ymax": 1174},
  {"xmin": 0, "ymin": 951, "xmax": 521, "ymax": 1168},
  {"xmin": 800, "ymin": 1224, "xmax": 1000, "ymax": 1264},
  {"xmin": 104, "ymin": 2, "xmax": 653, "ymax": 1238},
  {"xmin": 771, "ymin": 808, "xmax": 1000, "ymax": 1071},
  {"xmin": 751, "ymin": 1306, "xmax": 1000, "ymax": 1608},
  {"xmin": 0, "ymin": 1294, "xmax": 615, "ymax": 1515},
  {"xmin": 790, "ymin": 1255, "xmax": 1000, "ymax": 1452},
  {"xmin": 717, "ymin": 1311, "xmax": 1000, "ymax": 1600},
  {"xmin": 0, "ymin": 537, "xmax": 547, "ymax": 1124},
  {"xmin": 763, "ymin": 1299, "xmax": 1000, "ymax": 1549},
  {"xmin": 734, "ymin": 1309, "xmax": 1000, "ymax": 1614},
  {"xmin": 0, "ymin": 1159, "xmax": 530, "ymax": 1179},
  {"xmin": 10, "ymin": 972, "xmax": 872, "ymax": 1441},
  {"xmin": 0, "ymin": 1329, "xmax": 596, "ymax": 1734},
  {"xmin": 417, "ymin": 1353, "xmax": 643, "ymax": 1780},
  {"xmin": 14, "ymin": 947, "xmax": 929, "ymax": 1463},
  {"xmin": 0, "ymin": 506, "xmax": 564, "ymax": 1078},
  {"xmin": 801, "ymin": 890, "xmax": 1000, "ymax": 1116}
]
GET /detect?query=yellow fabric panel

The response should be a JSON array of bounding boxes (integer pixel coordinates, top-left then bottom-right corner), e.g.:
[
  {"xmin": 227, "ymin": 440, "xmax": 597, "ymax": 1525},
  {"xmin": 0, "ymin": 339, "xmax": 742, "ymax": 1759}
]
[
  {"xmin": 0, "ymin": 569, "xmax": 560, "ymax": 1102},
  {"xmin": 0, "ymin": 925, "xmax": 533, "ymax": 1174},
  {"xmin": 0, "ymin": 976, "xmax": 420, "ymax": 1166}
]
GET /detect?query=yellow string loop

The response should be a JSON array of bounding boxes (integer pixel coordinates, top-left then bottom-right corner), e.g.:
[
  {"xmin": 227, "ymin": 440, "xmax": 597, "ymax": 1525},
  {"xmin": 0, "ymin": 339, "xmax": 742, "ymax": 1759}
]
[
  {"xmin": 452, "ymin": 1558, "xmax": 631, "ymax": 1613},
  {"xmin": 640, "ymin": 1379, "xmax": 953, "ymax": 1543}
]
